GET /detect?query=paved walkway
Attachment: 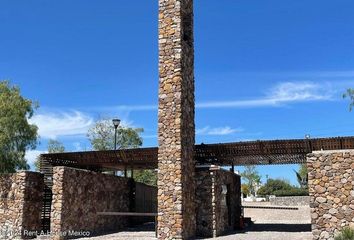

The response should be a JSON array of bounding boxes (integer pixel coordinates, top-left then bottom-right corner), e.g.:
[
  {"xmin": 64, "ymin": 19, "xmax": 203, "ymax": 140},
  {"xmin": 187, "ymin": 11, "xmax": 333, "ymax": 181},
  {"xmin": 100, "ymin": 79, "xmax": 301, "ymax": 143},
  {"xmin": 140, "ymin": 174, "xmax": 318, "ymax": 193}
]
[
  {"xmin": 78, "ymin": 224, "xmax": 156, "ymax": 240},
  {"xmin": 78, "ymin": 231, "xmax": 156, "ymax": 240},
  {"xmin": 77, "ymin": 202, "xmax": 312, "ymax": 240},
  {"xmin": 209, "ymin": 223, "xmax": 312, "ymax": 240},
  {"xmin": 225, "ymin": 202, "xmax": 312, "ymax": 240}
]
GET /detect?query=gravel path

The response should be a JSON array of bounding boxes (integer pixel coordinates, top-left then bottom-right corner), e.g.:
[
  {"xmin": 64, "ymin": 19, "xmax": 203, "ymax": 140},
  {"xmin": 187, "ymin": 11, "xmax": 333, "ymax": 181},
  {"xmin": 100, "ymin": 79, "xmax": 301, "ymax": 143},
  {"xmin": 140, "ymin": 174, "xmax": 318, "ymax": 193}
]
[
  {"xmin": 77, "ymin": 224, "xmax": 156, "ymax": 240},
  {"xmin": 78, "ymin": 231, "xmax": 156, "ymax": 240},
  {"xmin": 218, "ymin": 202, "xmax": 313, "ymax": 240},
  {"xmin": 76, "ymin": 202, "xmax": 312, "ymax": 240}
]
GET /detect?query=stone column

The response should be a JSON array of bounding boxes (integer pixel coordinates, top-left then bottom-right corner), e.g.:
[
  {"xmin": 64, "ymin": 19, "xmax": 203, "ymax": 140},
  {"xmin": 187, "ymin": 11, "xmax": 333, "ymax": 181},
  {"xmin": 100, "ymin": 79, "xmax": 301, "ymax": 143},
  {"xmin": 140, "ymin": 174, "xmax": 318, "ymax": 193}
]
[
  {"xmin": 157, "ymin": 0, "xmax": 196, "ymax": 239},
  {"xmin": 307, "ymin": 150, "xmax": 354, "ymax": 240}
]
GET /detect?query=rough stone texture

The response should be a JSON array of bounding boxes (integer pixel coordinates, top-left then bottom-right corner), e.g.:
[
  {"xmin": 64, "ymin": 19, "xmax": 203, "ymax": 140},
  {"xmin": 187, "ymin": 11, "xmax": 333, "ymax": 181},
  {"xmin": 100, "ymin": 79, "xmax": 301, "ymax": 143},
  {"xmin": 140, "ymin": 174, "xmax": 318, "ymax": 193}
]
[
  {"xmin": 157, "ymin": 0, "xmax": 196, "ymax": 239},
  {"xmin": 307, "ymin": 150, "xmax": 354, "ymax": 240},
  {"xmin": 270, "ymin": 196, "xmax": 310, "ymax": 206},
  {"xmin": 0, "ymin": 171, "xmax": 44, "ymax": 239},
  {"xmin": 195, "ymin": 168, "xmax": 241, "ymax": 238},
  {"xmin": 50, "ymin": 167, "xmax": 132, "ymax": 240}
]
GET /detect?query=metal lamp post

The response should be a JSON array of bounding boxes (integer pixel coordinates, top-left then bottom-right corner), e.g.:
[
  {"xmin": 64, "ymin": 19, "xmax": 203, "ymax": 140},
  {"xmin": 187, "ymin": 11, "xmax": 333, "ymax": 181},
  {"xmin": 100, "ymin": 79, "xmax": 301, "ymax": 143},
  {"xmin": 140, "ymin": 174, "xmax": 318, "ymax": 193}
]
[
  {"xmin": 113, "ymin": 118, "xmax": 127, "ymax": 177},
  {"xmin": 112, "ymin": 118, "xmax": 121, "ymax": 150}
]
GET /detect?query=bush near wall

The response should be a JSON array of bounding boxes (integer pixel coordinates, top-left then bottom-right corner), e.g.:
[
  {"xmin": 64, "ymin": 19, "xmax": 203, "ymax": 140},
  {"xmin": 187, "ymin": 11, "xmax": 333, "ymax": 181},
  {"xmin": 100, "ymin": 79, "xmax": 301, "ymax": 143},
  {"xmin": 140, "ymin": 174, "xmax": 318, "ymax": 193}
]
[
  {"xmin": 334, "ymin": 227, "xmax": 354, "ymax": 240},
  {"xmin": 273, "ymin": 188, "xmax": 309, "ymax": 197},
  {"xmin": 257, "ymin": 178, "xmax": 309, "ymax": 197}
]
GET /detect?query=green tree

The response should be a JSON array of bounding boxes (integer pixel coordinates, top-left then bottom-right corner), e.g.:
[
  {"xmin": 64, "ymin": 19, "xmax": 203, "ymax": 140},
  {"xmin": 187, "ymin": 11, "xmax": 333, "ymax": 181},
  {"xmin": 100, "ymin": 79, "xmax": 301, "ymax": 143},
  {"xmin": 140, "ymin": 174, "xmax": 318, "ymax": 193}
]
[
  {"xmin": 240, "ymin": 165, "xmax": 261, "ymax": 196},
  {"xmin": 87, "ymin": 119, "xmax": 143, "ymax": 150},
  {"xmin": 0, "ymin": 81, "xmax": 38, "ymax": 173},
  {"xmin": 47, "ymin": 139, "xmax": 65, "ymax": 153},
  {"xmin": 35, "ymin": 139, "xmax": 65, "ymax": 171},
  {"xmin": 343, "ymin": 88, "xmax": 354, "ymax": 111},
  {"xmin": 294, "ymin": 164, "xmax": 308, "ymax": 189},
  {"xmin": 87, "ymin": 119, "xmax": 156, "ymax": 186},
  {"xmin": 241, "ymin": 184, "xmax": 250, "ymax": 197},
  {"xmin": 257, "ymin": 178, "xmax": 292, "ymax": 196},
  {"xmin": 133, "ymin": 169, "xmax": 157, "ymax": 186}
]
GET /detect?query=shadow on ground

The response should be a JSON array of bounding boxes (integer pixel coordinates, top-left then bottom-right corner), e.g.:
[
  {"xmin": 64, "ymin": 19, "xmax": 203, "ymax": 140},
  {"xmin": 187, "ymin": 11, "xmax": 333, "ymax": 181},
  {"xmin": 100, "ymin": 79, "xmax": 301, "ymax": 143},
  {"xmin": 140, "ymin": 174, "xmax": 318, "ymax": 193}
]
[
  {"xmin": 217, "ymin": 223, "xmax": 311, "ymax": 238},
  {"xmin": 245, "ymin": 223, "xmax": 311, "ymax": 232},
  {"xmin": 124, "ymin": 222, "xmax": 155, "ymax": 232}
]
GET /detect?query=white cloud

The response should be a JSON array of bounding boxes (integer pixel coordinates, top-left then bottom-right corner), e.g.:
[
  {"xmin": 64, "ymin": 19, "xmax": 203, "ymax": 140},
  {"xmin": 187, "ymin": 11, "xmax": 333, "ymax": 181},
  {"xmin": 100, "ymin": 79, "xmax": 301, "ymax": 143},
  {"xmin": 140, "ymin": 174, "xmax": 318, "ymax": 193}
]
[
  {"xmin": 118, "ymin": 119, "xmax": 135, "ymax": 128},
  {"xmin": 96, "ymin": 81, "xmax": 335, "ymax": 111},
  {"xmin": 197, "ymin": 81, "xmax": 334, "ymax": 109},
  {"xmin": 268, "ymin": 82, "xmax": 332, "ymax": 102},
  {"xmin": 27, "ymin": 81, "xmax": 336, "ymax": 142},
  {"xmin": 197, "ymin": 126, "xmax": 244, "ymax": 136},
  {"xmin": 25, "ymin": 150, "xmax": 46, "ymax": 166},
  {"xmin": 29, "ymin": 111, "xmax": 94, "ymax": 139}
]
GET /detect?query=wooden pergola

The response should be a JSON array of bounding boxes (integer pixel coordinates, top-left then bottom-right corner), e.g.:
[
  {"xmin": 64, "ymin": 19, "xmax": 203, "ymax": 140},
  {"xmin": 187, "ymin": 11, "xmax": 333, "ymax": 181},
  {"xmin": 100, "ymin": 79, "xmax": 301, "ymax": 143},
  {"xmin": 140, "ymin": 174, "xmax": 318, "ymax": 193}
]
[
  {"xmin": 38, "ymin": 136, "xmax": 354, "ymax": 232},
  {"xmin": 40, "ymin": 136, "xmax": 354, "ymax": 170}
]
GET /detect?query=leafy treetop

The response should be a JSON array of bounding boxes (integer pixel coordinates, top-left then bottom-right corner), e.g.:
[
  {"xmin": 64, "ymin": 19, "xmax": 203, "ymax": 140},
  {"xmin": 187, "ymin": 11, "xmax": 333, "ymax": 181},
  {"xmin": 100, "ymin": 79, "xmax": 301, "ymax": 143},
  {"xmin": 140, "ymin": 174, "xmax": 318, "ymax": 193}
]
[
  {"xmin": 240, "ymin": 165, "xmax": 261, "ymax": 196},
  {"xmin": 0, "ymin": 81, "xmax": 38, "ymax": 173},
  {"xmin": 343, "ymin": 88, "xmax": 354, "ymax": 111},
  {"xmin": 35, "ymin": 139, "xmax": 65, "ymax": 171},
  {"xmin": 87, "ymin": 119, "xmax": 143, "ymax": 151}
]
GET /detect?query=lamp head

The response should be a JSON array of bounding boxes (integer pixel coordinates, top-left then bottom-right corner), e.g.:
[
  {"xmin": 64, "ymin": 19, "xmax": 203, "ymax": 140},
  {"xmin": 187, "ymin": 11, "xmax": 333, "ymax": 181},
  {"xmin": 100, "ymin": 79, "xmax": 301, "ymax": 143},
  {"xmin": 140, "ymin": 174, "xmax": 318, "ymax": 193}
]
[{"xmin": 112, "ymin": 119, "xmax": 121, "ymax": 128}]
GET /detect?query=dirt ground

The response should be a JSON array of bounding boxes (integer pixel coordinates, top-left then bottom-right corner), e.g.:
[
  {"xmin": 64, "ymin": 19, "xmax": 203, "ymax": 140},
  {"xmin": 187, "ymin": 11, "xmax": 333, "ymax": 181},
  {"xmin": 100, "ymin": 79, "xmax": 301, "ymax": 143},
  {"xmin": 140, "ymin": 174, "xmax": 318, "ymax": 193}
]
[
  {"xmin": 76, "ymin": 202, "xmax": 312, "ymax": 240},
  {"xmin": 209, "ymin": 201, "xmax": 312, "ymax": 240}
]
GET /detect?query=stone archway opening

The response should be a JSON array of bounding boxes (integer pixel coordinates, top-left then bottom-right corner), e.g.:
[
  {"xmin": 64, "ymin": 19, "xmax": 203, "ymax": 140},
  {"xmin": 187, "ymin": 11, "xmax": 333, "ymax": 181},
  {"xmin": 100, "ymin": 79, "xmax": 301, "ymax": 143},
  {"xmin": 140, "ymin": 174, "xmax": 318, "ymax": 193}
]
[{"xmin": 237, "ymin": 164, "xmax": 312, "ymax": 240}]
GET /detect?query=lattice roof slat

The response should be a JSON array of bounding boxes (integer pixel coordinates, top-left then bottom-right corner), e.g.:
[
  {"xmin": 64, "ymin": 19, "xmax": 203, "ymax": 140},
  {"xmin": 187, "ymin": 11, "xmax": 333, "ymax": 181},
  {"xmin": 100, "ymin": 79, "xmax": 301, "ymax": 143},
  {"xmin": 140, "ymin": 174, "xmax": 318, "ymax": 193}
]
[{"xmin": 40, "ymin": 136, "xmax": 354, "ymax": 169}]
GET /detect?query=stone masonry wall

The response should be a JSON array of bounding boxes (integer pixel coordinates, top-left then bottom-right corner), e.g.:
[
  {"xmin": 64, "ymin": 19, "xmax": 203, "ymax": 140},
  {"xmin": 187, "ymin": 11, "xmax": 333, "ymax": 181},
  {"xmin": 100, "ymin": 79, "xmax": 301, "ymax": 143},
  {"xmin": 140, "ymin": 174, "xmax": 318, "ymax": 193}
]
[
  {"xmin": 195, "ymin": 168, "xmax": 241, "ymax": 238},
  {"xmin": 158, "ymin": 0, "xmax": 196, "ymax": 239},
  {"xmin": 270, "ymin": 196, "xmax": 310, "ymax": 206},
  {"xmin": 51, "ymin": 167, "xmax": 131, "ymax": 240},
  {"xmin": 214, "ymin": 170, "xmax": 242, "ymax": 237},
  {"xmin": 0, "ymin": 171, "xmax": 44, "ymax": 239},
  {"xmin": 195, "ymin": 169, "xmax": 213, "ymax": 237},
  {"xmin": 307, "ymin": 150, "xmax": 354, "ymax": 240}
]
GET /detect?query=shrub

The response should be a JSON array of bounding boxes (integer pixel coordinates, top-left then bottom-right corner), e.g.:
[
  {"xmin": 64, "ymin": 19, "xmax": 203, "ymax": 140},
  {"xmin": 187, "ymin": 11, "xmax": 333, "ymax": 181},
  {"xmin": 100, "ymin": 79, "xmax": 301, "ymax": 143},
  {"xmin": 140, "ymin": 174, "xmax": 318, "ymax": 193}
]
[
  {"xmin": 257, "ymin": 179, "xmax": 292, "ymax": 196},
  {"xmin": 335, "ymin": 227, "xmax": 354, "ymax": 240},
  {"xmin": 241, "ymin": 184, "xmax": 250, "ymax": 196},
  {"xmin": 273, "ymin": 188, "xmax": 309, "ymax": 197},
  {"xmin": 257, "ymin": 178, "xmax": 309, "ymax": 197}
]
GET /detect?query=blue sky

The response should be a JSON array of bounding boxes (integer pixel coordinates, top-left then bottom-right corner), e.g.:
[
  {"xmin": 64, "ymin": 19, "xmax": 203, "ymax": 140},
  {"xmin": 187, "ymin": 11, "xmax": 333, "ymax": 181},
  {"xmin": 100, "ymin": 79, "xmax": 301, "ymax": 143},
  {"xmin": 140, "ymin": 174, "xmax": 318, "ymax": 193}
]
[{"xmin": 1, "ymin": 0, "xmax": 354, "ymax": 185}]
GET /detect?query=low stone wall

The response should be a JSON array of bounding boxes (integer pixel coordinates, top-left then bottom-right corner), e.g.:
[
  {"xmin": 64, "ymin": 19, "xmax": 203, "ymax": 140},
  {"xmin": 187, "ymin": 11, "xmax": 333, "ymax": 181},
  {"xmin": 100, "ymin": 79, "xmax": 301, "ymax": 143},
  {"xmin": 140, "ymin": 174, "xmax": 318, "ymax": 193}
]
[
  {"xmin": 270, "ymin": 196, "xmax": 310, "ymax": 206},
  {"xmin": 307, "ymin": 150, "xmax": 354, "ymax": 240},
  {"xmin": 196, "ymin": 167, "xmax": 241, "ymax": 238},
  {"xmin": 0, "ymin": 171, "xmax": 44, "ymax": 239},
  {"xmin": 51, "ymin": 167, "xmax": 132, "ymax": 240}
]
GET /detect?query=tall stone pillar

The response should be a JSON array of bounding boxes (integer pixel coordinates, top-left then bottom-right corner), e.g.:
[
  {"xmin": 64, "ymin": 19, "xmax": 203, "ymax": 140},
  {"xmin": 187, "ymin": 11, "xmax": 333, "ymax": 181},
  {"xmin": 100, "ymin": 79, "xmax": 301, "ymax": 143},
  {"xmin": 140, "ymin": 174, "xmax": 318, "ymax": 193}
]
[{"xmin": 157, "ymin": 0, "xmax": 196, "ymax": 239}]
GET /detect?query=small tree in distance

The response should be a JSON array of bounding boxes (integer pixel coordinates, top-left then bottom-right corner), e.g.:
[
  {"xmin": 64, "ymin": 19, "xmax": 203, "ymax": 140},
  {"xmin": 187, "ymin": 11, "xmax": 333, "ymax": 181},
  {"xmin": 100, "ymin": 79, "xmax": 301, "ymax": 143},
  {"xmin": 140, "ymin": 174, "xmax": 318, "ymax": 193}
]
[
  {"xmin": 343, "ymin": 88, "xmax": 354, "ymax": 111},
  {"xmin": 87, "ymin": 118, "xmax": 156, "ymax": 186},
  {"xmin": 47, "ymin": 139, "xmax": 65, "ymax": 153},
  {"xmin": 257, "ymin": 178, "xmax": 292, "ymax": 196},
  {"xmin": 240, "ymin": 165, "xmax": 262, "ymax": 197},
  {"xmin": 35, "ymin": 139, "xmax": 65, "ymax": 171},
  {"xmin": 87, "ymin": 119, "xmax": 143, "ymax": 151},
  {"xmin": 294, "ymin": 164, "xmax": 308, "ymax": 189},
  {"xmin": 241, "ymin": 184, "xmax": 250, "ymax": 197},
  {"xmin": 257, "ymin": 178, "xmax": 309, "ymax": 197}
]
